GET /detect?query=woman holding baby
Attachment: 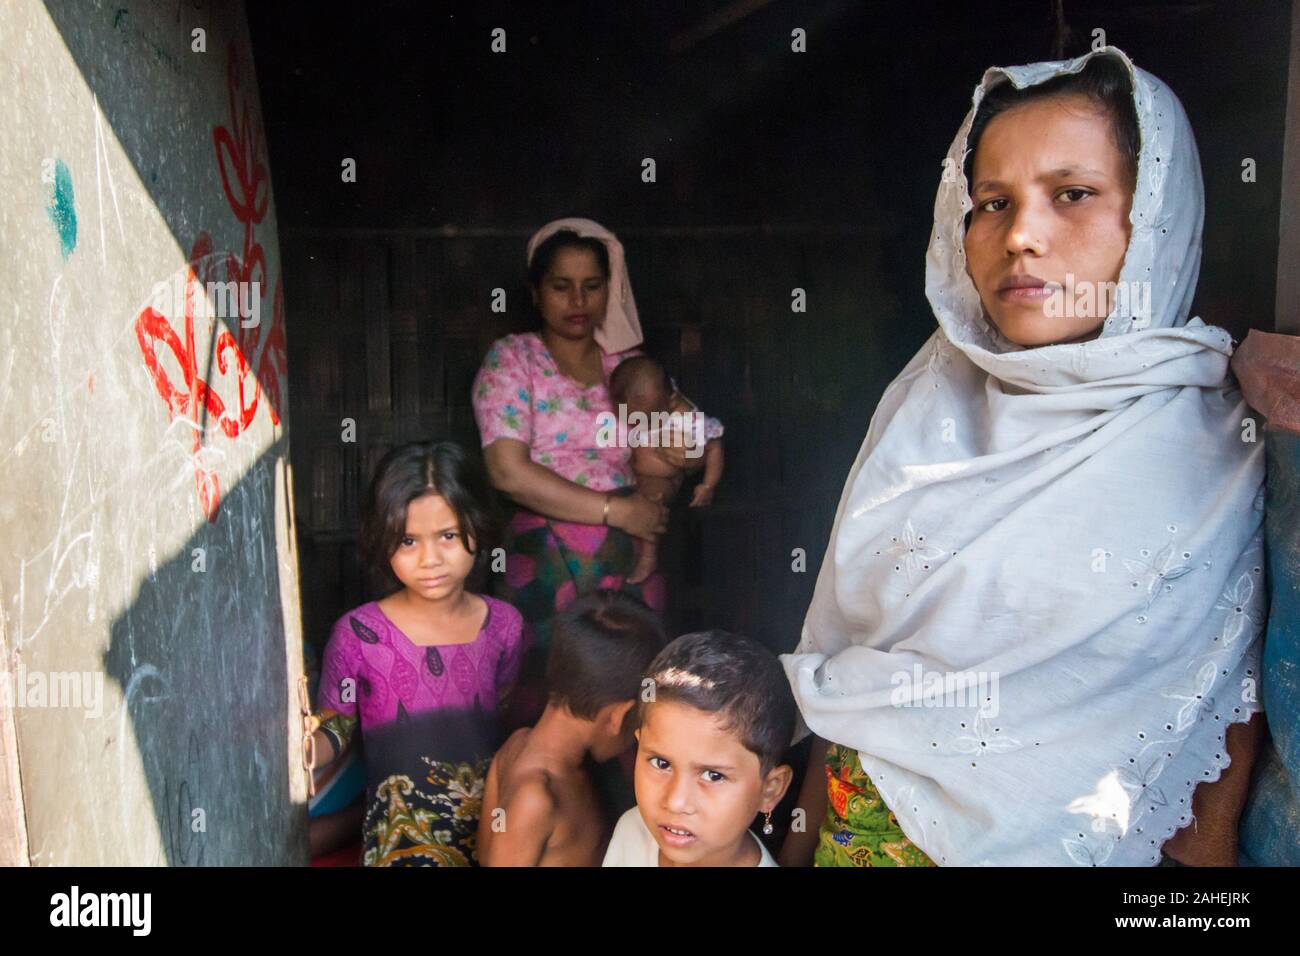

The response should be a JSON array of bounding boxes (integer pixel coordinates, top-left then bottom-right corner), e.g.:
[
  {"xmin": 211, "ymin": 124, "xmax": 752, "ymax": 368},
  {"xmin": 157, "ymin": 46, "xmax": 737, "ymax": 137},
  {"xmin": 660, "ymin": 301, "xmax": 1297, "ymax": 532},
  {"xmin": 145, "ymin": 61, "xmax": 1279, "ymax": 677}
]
[{"xmin": 472, "ymin": 218, "xmax": 678, "ymax": 720}]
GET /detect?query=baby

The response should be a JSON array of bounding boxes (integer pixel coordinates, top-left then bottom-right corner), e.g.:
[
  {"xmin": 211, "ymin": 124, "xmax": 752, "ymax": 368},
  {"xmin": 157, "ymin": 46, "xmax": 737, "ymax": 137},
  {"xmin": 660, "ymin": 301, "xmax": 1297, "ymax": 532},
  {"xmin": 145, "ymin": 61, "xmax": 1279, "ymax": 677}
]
[
  {"xmin": 477, "ymin": 590, "xmax": 668, "ymax": 866},
  {"xmin": 603, "ymin": 629, "xmax": 795, "ymax": 867},
  {"xmin": 608, "ymin": 355, "xmax": 725, "ymax": 584}
]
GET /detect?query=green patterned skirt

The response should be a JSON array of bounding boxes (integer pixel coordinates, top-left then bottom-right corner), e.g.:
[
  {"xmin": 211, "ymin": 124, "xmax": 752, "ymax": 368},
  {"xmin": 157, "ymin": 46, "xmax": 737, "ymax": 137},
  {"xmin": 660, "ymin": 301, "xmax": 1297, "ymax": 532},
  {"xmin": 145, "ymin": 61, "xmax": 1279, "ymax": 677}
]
[{"xmin": 814, "ymin": 743, "xmax": 937, "ymax": 867}]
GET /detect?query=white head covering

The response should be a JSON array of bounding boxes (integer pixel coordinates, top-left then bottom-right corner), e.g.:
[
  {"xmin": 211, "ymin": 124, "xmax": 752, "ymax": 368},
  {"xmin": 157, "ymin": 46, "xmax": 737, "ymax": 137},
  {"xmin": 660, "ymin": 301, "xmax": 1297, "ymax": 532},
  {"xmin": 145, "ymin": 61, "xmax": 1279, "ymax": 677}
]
[
  {"xmin": 782, "ymin": 47, "xmax": 1266, "ymax": 866},
  {"xmin": 526, "ymin": 217, "xmax": 644, "ymax": 353}
]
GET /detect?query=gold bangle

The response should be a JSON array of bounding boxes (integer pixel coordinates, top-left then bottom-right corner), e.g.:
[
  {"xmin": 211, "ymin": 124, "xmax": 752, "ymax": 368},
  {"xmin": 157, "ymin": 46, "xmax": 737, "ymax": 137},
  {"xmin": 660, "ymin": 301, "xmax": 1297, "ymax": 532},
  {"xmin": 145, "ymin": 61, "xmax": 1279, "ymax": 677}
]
[{"xmin": 602, "ymin": 493, "xmax": 612, "ymax": 526}]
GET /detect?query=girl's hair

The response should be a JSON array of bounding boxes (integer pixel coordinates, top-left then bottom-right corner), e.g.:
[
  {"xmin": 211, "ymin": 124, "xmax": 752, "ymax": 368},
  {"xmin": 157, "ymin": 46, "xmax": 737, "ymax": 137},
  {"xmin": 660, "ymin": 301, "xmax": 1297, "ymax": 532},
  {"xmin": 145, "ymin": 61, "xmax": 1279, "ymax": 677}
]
[
  {"xmin": 356, "ymin": 440, "xmax": 500, "ymax": 596},
  {"xmin": 963, "ymin": 54, "xmax": 1140, "ymax": 192},
  {"xmin": 526, "ymin": 229, "xmax": 611, "ymax": 290},
  {"xmin": 638, "ymin": 630, "xmax": 796, "ymax": 775}
]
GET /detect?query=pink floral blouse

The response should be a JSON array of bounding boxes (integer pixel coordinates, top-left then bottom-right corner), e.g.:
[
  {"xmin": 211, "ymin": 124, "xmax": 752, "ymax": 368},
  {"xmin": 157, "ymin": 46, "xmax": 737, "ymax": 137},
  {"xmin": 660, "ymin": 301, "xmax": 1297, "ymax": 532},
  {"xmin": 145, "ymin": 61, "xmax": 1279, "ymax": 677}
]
[{"xmin": 472, "ymin": 332, "xmax": 642, "ymax": 492}]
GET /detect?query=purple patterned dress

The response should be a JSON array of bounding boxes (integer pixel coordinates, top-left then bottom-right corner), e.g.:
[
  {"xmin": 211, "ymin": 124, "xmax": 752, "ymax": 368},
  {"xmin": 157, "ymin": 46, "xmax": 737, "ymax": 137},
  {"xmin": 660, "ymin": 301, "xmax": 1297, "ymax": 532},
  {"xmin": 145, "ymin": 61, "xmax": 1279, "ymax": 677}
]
[{"xmin": 316, "ymin": 595, "xmax": 527, "ymax": 866}]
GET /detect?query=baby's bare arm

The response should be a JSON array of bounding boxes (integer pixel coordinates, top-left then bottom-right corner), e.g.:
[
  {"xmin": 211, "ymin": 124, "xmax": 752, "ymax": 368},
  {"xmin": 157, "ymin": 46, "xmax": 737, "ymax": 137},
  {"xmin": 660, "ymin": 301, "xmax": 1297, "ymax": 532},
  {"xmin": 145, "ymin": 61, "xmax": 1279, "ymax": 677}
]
[
  {"xmin": 688, "ymin": 442, "xmax": 723, "ymax": 507},
  {"xmin": 701, "ymin": 440, "xmax": 723, "ymax": 488}
]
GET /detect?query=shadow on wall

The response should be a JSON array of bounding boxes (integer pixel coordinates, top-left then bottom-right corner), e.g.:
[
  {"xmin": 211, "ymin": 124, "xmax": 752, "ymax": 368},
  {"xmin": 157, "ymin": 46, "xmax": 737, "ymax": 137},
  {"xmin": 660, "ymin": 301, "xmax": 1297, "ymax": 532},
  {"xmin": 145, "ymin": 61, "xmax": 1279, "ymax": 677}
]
[{"xmin": 100, "ymin": 441, "xmax": 299, "ymax": 865}]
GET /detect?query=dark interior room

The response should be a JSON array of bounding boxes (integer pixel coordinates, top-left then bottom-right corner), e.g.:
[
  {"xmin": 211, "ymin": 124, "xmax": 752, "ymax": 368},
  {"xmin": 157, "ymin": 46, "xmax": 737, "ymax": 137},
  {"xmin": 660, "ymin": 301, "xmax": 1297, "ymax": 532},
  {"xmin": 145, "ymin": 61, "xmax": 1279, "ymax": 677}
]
[{"xmin": 247, "ymin": 0, "xmax": 1292, "ymax": 654}]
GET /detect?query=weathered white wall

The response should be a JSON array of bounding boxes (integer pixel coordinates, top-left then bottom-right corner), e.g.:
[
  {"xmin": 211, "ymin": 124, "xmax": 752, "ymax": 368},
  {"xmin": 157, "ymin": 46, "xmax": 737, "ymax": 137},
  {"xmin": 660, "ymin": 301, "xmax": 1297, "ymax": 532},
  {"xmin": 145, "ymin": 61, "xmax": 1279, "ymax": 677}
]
[{"xmin": 0, "ymin": 0, "xmax": 306, "ymax": 864}]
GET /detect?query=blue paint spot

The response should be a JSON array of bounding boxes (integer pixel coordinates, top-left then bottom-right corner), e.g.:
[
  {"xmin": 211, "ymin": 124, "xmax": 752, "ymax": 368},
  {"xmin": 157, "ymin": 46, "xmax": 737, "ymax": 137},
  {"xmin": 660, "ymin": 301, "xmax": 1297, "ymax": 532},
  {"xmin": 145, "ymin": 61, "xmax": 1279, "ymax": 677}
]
[{"xmin": 46, "ymin": 159, "xmax": 77, "ymax": 261}]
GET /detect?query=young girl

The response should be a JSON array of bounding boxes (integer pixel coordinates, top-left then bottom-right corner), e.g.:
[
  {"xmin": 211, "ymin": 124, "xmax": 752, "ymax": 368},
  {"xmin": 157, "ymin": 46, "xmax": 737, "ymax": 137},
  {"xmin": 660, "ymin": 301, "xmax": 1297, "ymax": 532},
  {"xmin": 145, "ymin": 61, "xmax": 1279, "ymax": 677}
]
[
  {"xmin": 781, "ymin": 47, "xmax": 1267, "ymax": 867},
  {"xmin": 308, "ymin": 441, "xmax": 527, "ymax": 866}
]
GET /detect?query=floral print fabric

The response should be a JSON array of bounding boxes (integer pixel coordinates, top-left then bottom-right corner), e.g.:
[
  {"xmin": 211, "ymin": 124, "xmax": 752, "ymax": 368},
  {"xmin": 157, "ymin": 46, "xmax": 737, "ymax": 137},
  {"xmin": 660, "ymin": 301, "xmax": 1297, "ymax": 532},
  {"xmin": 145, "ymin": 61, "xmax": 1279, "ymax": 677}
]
[
  {"xmin": 472, "ymin": 332, "xmax": 643, "ymax": 491},
  {"xmin": 815, "ymin": 744, "xmax": 935, "ymax": 867}
]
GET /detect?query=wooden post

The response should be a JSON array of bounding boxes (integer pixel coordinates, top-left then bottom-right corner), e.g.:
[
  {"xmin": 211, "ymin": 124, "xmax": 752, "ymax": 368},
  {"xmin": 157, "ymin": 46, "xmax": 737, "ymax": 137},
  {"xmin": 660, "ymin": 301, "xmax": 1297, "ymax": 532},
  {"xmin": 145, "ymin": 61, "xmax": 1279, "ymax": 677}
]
[{"xmin": 0, "ymin": 622, "xmax": 29, "ymax": 866}]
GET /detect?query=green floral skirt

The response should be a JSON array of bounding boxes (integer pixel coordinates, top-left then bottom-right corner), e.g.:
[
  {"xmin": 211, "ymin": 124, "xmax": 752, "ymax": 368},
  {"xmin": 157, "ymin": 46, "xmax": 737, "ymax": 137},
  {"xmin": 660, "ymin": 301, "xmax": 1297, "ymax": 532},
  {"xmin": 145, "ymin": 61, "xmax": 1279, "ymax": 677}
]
[{"xmin": 814, "ymin": 743, "xmax": 936, "ymax": 867}]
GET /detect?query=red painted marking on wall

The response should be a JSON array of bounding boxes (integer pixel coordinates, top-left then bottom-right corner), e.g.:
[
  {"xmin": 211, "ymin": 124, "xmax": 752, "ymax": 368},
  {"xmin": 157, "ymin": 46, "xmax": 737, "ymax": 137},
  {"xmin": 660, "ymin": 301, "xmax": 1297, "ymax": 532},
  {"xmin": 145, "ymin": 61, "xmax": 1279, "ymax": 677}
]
[{"xmin": 134, "ymin": 43, "xmax": 288, "ymax": 523}]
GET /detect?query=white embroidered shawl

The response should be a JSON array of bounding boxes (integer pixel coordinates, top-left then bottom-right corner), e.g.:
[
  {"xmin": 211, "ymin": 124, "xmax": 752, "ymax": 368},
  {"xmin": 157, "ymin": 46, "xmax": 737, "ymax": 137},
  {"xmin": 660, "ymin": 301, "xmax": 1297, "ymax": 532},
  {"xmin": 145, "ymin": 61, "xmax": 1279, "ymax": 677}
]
[{"xmin": 781, "ymin": 46, "xmax": 1266, "ymax": 866}]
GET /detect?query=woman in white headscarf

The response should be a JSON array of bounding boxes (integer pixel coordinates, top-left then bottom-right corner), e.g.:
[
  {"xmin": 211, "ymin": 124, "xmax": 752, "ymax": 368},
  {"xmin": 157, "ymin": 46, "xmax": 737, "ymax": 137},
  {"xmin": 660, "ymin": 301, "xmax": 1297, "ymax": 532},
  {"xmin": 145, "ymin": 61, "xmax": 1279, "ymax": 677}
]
[{"xmin": 780, "ymin": 47, "xmax": 1267, "ymax": 867}]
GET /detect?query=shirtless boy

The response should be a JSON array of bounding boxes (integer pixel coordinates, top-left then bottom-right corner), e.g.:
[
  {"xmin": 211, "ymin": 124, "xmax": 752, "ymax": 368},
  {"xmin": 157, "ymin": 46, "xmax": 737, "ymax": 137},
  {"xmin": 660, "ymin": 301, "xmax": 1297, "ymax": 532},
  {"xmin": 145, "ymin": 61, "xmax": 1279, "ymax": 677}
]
[{"xmin": 478, "ymin": 590, "xmax": 668, "ymax": 866}]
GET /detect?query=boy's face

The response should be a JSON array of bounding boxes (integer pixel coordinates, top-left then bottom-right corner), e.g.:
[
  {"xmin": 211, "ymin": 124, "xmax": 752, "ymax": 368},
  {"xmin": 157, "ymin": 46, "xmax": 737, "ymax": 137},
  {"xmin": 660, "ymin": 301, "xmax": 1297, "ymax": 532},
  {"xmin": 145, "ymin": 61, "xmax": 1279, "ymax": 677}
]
[{"xmin": 633, "ymin": 700, "xmax": 773, "ymax": 866}]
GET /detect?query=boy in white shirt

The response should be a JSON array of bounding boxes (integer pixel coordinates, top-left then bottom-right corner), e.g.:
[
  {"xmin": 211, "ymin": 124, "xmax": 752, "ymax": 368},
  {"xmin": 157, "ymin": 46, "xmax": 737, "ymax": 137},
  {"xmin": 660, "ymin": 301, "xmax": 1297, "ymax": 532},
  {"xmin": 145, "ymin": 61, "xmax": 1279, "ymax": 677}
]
[{"xmin": 603, "ymin": 630, "xmax": 794, "ymax": 867}]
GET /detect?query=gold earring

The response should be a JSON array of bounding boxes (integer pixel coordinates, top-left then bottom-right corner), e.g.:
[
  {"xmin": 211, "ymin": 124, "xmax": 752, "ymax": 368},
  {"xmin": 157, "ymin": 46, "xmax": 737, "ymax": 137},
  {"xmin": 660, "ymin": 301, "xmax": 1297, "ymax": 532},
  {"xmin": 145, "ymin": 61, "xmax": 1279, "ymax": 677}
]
[{"xmin": 762, "ymin": 811, "xmax": 774, "ymax": 836}]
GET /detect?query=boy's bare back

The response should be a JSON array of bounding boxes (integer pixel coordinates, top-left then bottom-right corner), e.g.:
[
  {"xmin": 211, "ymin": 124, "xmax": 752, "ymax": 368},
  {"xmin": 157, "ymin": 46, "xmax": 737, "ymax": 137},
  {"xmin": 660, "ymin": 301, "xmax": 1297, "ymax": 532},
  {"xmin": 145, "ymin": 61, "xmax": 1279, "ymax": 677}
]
[{"xmin": 478, "ymin": 728, "xmax": 607, "ymax": 866}]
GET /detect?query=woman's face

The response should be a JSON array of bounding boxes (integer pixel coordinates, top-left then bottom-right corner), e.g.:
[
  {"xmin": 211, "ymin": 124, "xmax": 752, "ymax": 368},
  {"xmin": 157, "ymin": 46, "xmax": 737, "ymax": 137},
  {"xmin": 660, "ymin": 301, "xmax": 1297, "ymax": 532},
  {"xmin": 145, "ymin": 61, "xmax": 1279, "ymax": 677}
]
[
  {"xmin": 532, "ymin": 245, "xmax": 609, "ymax": 342},
  {"xmin": 964, "ymin": 93, "xmax": 1135, "ymax": 348}
]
